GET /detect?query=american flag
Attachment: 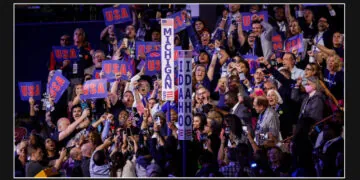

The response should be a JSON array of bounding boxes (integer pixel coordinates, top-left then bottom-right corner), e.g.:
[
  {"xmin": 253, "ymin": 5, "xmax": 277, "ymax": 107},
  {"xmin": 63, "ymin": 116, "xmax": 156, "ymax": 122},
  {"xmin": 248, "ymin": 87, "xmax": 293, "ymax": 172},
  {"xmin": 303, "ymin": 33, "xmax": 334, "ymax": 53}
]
[
  {"xmin": 165, "ymin": 91, "xmax": 174, "ymax": 99},
  {"xmin": 161, "ymin": 19, "xmax": 173, "ymax": 26}
]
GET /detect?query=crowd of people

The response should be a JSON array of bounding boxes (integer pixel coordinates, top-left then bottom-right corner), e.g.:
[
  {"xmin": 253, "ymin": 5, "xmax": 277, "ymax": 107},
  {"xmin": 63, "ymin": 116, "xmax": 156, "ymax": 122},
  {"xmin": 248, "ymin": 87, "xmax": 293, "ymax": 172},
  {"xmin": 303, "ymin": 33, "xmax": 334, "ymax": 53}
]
[{"xmin": 14, "ymin": 4, "xmax": 344, "ymax": 177}]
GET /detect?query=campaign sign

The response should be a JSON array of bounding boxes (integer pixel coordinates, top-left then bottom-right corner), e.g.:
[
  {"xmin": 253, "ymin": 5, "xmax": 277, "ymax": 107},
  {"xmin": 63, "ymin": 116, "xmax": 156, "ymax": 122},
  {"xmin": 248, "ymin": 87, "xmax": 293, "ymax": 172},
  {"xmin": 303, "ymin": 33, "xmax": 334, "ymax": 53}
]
[
  {"xmin": 18, "ymin": 81, "xmax": 42, "ymax": 101},
  {"xmin": 135, "ymin": 41, "xmax": 161, "ymax": 58},
  {"xmin": 92, "ymin": 69, "xmax": 102, "ymax": 79},
  {"xmin": 272, "ymin": 32, "xmax": 284, "ymax": 52},
  {"xmin": 102, "ymin": 5, "xmax": 132, "ymax": 26},
  {"xmin": 242, "ymin": 55, "xmax": 259, "ymax": 75},
  {"xmin": 136, "ymin": 60, "xmax": 146, "ymax": 71},
  {"xmin": 48, "ymin": 71, "xmax": 70, "ymax": 103},
  {"xmin": 52, "ymin": 46, "xmax": 79, "ymax": 63},
  {"xmin": 102, "ymin": 60, "xmax": 133, "ymax": 80},
  {"xmin": 161, "ymin": 19, "xmax": 175, "ymax": 101},
  {"xmin": 145, "ymin": 51, "xmax": 161, "ymax": 76},
  {"xmin": 285, "ymin": 33, "xmax": 304, "ymax": 53},
  {"xmin": 80, "ymin": 79, "xmax": 108, "ymax": 100},
  {"xmin": 178, "ymin": 51, "xmax": 193, "ymax": 140},
  {"xmin": 168, "ymin": 10, "xmax": 192, "ymax": 33},
  {"xmin": 174, "ymin": 46, "xmax": 182, "ymax": 64},
  {"xmin": 241, "ymin": 11, "xmax": 269, "ymax": 31}
]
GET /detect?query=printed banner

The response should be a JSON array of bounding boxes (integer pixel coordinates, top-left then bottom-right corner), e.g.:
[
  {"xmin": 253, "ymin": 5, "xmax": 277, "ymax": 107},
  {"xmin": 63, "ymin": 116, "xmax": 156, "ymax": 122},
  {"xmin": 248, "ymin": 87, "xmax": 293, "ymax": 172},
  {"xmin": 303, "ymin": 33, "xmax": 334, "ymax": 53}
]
[
  {"xmin": 186, "ymin": 25, "xmax": 203, "ymax": 53},
  {"xmin": 178, "ymin": 51, "xmax": 193, "ymax": 140},
  {"xmin": 242, "ymin": 55, "xmax": 259, "ymax": 75},
  {"xmin": 285, "ymin": 33, "xmax": 304, "ymax": 53},
  {"xmin": 241, "ymin": 11, "xmax": 269, "ymax": 31},
  {"xmin": 135, "ymin": 41, "xmax": 161, "ymax": 58},
  {"xmin": 168, "ymin": 10, "xmax": 192, "ymax": 33},
  {"xmin": 102, "ymin": 5, "xmax": 132, "ymax": 26},
  {"xmin": 161, "ymin": 19, "xmax": 175, "ymax": 101},
  {"xmin": 145, "ymin": 51, "xmax": 161, "ymax": 76},
  {"xmin": 18, "ymin": 81, "xmax": 42, "ymax": 101},
  {"xmin": 48, "ymin": 71, "xmax": 70, "ymax": 103},
  {"xmin": 80, "ymin": 79, "xmax": 108, "ymax": 100},
  {"xmin": 92, "ymin": 69, "xmax": 102, "ymax": 79},
  {"xmin": 136, "ymin": 60, "xmax": 146, "ymax": 71},
  {"xmin": 52, "ymin": 46, "xmax": 79, "ymax": 63},
  {"xmin": 102, "ymin": 60, "xmax": 134, "ymax": 80},
  {"xmin": 272, "ymin": 31, "xmax": 284, "ymax": 52}
]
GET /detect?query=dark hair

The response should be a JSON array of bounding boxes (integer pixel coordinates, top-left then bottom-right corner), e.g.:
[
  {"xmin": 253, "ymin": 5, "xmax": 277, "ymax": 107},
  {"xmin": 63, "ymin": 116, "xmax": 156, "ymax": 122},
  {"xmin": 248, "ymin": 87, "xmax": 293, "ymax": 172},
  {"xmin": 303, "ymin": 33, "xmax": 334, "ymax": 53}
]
[
  {"xmin": 72, "ymin": 104, "xmax": 82, "ymax": 112},
  {"xmin": 194, "ymin": 113, "xmax": 207, "ymax": 131},
  {"xmin": 255, "ymin": 96, "xmax": 269, "ymax": 108},
  {"xmin": 224, "ymin": 114, "xmax": 243, "ymax": 139},
  {"xmin": 238, "ymin": 60, "xmax": 251, "ymax": 78},
  {"xmin": 110, "ymin": 151, "xmax": 126, "ymax": 177},
  {"xmin": 198, "ymin": 150, "xmax": 214, "ymax": 165},
  {"xmin": 284, "ymin": 52, "xmax": 296, "ymax": 62},
  {"xmin": 225, "ymin": 91, "xmax": 238, "ymax": 103},
  {"xmin": 93, "ymin": 150, "xmax": 106, "ymax": 166}
]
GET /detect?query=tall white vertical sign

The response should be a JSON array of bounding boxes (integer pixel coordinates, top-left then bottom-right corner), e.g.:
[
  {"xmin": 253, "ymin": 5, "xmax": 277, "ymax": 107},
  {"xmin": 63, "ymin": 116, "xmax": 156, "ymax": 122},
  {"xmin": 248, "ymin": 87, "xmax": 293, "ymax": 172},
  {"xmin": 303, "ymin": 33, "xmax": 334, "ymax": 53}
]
[
  {"xmin": 178, "ymin": 51, "xmax": 192, "ymax": 140},
  {"xmin": 161, "ymin": 19, "xmax": 175, "ymax": 101}
]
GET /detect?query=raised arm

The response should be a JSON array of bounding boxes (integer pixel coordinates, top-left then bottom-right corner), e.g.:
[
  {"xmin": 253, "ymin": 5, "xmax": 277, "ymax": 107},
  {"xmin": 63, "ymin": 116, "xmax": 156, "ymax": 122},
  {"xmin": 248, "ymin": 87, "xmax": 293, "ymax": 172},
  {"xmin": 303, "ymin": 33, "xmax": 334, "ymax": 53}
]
[
  {"xmin": 53, "ymin": 148, "xmax": 67, "ymax": 170},
  {"xmin": 207, "ymin": 51, "xmax": 219, "ymax": 82},
  {"xmin": 236, "ymin": 15, "xmax": 246, "ymax": 46},
  {"xmin": 59, "ymin": 109, "xmax": 90, "ymax": 141},
  {"xmin": 285, "ymin": 4, "xmax": 295, "ymax": 24},
  {"xmin": 316, "ymin": 43, "xmax": 336, "ymax": 56},
  {"xmin": 100, "ymin": 26, "xmax": 110, "ymax": 41}
]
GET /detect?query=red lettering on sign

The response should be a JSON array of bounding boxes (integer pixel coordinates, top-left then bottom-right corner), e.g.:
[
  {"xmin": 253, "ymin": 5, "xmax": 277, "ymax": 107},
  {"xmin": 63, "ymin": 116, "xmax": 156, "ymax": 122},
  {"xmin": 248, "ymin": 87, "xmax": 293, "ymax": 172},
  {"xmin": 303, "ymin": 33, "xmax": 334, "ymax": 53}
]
[
  {"xmin": 155, "ymin": 60, "xmax": 161, "ymax": 71},
  {"xmin": 145, "ymin": 45, "xmax": 152, "ymax": 53},
  {"xmin": 138, "ymin": 45, "xmax": 145, "ymax": 55},
  {"xmin": 28, "ymin": 85, "xmax": 35, "ymax": 96},
  {"xmin": 51, "ymin": 82, "xmax": 60, "ymax": 92},
  {"xmin": 174, "ymin": 50, "xmax": 179, "ymax": 60},
  {"xmin": 98, "ymin": 83, "xmax": 105, "ymax": 93},
  {"xmin": 154, "ymin": 45, "xmax": 160, "ymax": 51},
  {"xmin": 291, "ymin": 40, "xmax": 296, "ymax": 48},
  {"xmin": 106, "ymin": 11, "xmax": 113, "ymax": 21},
  {"xmin": 120, "ymin": 64, "xmax": 126, "ymax": 75},
  {"xmin": 83, "ymin": 84, "xmax": 89, "ymax": 95},
  {"xmin": 121, "ymin": 8, "xmax": 129, "ymax": 18},
  {"xmin": 55, "ymin": 50, "xmax": 62, "ymax": 59},
  {"xmin": 35, "ymin": 84, "xmax": 40, "ymax": 96},
  {"xmin": 21, "ymin": 86, "xmax": 27, "ymax": 96},
  {"xmin": 50, "ymin": 88, "xmax": 57, "ymax": 98},
  {"xmin": 113, "ymin": 9, "xmax": 121, "ymax": 20},
  {"xmin": 286, "ymin": 41, "xmax": 291, "ymax": 51},
  {"xmin": 61, "ymin": 49, "xmax": 69, "ymax": 59},
  {"xmin": 90, "ymin": 83, "xmax": 96, "ymax": 95},
  {"xmin": 148, "ymin": 60, "xmax": 155, "ymax": 71},
  {"xmin": 243, "ymin": 15, "xmax": 251, "ymax": 27},
  {"xmin": 112, "ymin": 63, "xmax": 119, "ymax": 74},
  {"xmin": 104, "ymin": 64, "xmax": 111, "ymax": 74},
  {"xmin": 175, "ymin": 16, "xmax": 183, "ymax": 29},
  {"xmin": 55, "ymin": 76, "xmax": 65, "ymax": 86},
  {"xmin": 95, "ymin": 72, "xmax": 100, "ymax": 79},
  {"xmin": 70, "ymin": 49, "xmax": 77, "ymax": 59},
  {"xmin": 272, "ymin": 35, "xmax": 281, "ymax": 42}
]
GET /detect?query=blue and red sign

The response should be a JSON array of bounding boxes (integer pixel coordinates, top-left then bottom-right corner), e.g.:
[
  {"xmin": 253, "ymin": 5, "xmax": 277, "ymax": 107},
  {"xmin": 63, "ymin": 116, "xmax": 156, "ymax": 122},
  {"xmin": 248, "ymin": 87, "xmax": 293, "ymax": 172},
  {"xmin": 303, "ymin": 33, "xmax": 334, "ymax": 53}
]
[
  {"xmin": 52, "ymin": 46, "xmax": 79, "ymax": 63},
  {"xmin": 242, "ymin": 55, "xmax": 259, "ymax": 75},
  {"xmin": 135, "ymin": 41, "xmax": 161, "ymax": 58},
  {"xmin": 145, "ymin": 51, "xmax": 161, "ymax": 76},
  {"xmin": 93, "ymin": 69, "xmax": 102, "ymax": 79},
  {"xmin": 272, "ymin": 32, "xmax": 284, "ymax": 52},
  {"xmin": 168, "ymin": 10, "xmax": 192, "ymax": 33},
  {"xmin": 18, "ymin": 81, "xmax": 42, "ymax": 101},
  {"xmin": 48, "ymin": 71, "xmax": 70, "ymax": 103},
  {"xmin": 285, "ymin": 33, "xmax": 304, "ymax": 53},
  {"xmin": 102, "ymin": 5, "xmax": 132, "ymax": 26},
  {"xmin": 102, "ymin": 60, "xmax": 134, "ymax": 80},
  {"xmin": 241, "ymin": 11, "xmax": 269, "ymax": 31},
  {"xmin": 80, "ymin": 79, "xmax": 108, "ymax": 100}
]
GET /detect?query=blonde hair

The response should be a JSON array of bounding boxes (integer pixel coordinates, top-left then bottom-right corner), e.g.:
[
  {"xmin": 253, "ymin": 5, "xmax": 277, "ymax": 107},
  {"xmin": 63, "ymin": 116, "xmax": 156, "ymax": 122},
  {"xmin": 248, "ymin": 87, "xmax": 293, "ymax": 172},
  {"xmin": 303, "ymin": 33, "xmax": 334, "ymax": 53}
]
[
  {"xmin": 267, "ymin": 89, "xmax": 283, "ymax": 105},
  {"xmin": 326, "ymin": 54, "xmax": 343, "ymax": 72},
  {"xmin": 207, "ymin": 110, "xmax": 223, "ymax": 126}
]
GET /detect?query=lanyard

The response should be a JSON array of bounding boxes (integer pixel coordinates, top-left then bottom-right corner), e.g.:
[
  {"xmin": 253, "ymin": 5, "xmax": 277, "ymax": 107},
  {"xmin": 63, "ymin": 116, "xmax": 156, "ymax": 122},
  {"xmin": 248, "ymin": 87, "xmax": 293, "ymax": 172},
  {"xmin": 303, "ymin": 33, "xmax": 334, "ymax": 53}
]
[
  {"xmin": 327, "ymin": 72, "xmax": 336, "ymax": 88},
  {"xmin": 315, "ymin": 34, "xmax": 323, "ymax": 45}
]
